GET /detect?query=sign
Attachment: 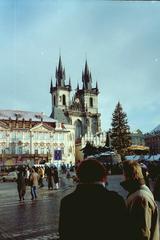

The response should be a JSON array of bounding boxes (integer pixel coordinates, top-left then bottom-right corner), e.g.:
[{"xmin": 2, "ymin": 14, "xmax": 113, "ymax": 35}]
[{"xmin": 54, "ymin": 150, "xmax": 62, "ymax": 161}]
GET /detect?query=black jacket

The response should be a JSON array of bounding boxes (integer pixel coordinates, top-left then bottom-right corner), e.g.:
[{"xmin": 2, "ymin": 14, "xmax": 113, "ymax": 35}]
[{"xmin": 59, "ymin": 183, "xmax": 128, "ymax": 240}]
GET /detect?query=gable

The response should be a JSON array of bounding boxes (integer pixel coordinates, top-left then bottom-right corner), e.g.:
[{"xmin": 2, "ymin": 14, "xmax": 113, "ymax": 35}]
[{"xmin": 30, "ymin": 123, "xmax": 54, "ymax": 132}]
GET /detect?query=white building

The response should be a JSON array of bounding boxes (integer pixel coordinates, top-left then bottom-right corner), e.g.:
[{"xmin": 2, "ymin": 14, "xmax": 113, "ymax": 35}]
[{"xmin": 0, "ymin": 110, "xmax": 75, "ymax": 167}]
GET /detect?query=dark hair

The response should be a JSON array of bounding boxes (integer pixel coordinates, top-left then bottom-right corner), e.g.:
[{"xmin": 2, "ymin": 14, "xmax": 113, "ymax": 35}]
[{"xmin": 77, "ymin": 159, "xmax": 107, "ymax": 183}]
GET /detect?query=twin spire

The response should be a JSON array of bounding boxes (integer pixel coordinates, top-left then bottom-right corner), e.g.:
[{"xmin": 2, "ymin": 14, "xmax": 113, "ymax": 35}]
[{"xmin": 50, "ymin": 55, "xmax": 99, "ymax": 93}]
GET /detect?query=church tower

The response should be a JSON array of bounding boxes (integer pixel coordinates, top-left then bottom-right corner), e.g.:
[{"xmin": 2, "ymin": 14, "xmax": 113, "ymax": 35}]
[
  {"xmin": 50, "ymin": 56, "xmax": 71, "ymax": 121},
  {"xmin": 50, "ymin": 57, "xmax": 101, "ymax": 140},
  {"xmin": 72, "ymin": 60, "xmax": 101, "ymax": 138}
]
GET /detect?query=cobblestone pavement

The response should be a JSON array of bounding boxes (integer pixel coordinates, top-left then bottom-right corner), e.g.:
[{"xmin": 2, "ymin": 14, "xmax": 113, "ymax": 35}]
[
  {"xmin": 0, "ymin": 175, "xmax": 75, "ymax": 240},
  {"xmin": 0, "ymin": 175, "xmax": 159, "ymax": 239}
]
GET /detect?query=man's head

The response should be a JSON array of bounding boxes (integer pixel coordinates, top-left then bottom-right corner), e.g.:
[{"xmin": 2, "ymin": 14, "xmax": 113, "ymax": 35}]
[
  {"xmin": 77, "ymin": 159, "xmax": 107, "ymax": 184},
  {"xmin": 123, "ymin": 160, "xmax": 144, "ymax": 181}
]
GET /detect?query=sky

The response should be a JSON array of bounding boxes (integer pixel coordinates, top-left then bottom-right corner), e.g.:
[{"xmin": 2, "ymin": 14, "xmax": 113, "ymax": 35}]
[{"xmin": 0, "ymin": 0, "xmax": 160, "ymax": 134}]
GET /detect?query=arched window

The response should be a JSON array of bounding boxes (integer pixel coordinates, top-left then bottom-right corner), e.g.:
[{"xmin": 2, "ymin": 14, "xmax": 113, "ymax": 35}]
[
  {"xmin": 90, "ymin": 97, "xmax": 93, "ymax": 107},
  {"xmin": 74, "ymin": 119, "xmax": 82, "ymax": 140},
  {"xmin": 53, "ymin": 95, "xmax": 56, "ymax": 105},
  {"xmin": 62, "ymin": 95, "xmax": 66, "ymax": 105}
]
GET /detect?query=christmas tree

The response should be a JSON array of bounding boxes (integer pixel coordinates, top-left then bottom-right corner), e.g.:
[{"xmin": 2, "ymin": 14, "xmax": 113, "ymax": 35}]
[{"xmin": 110, "ymin": 102, "xmax": 131, "ymax": 159}]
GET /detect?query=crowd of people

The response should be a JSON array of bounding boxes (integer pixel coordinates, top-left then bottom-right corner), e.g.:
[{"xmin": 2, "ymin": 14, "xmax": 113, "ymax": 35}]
[
  {"xmin": 14, "ymin": 159, "xmax": 160, "ymax": 239},
  {"xmin": 16, "ymin": 164, "xmax": 71, "ymax": 202}
]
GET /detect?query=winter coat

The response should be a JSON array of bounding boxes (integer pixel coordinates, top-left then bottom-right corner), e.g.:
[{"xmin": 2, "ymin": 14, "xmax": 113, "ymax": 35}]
[
  {"xmin": 121, "ymin": 179, "xmax": 159, "ymax": 240},
  {"xmin": 17, "ymin": 172, "xmax": 26, "ymax": 193},
  {"xmin": 59, "ymin": 183, "xmax": 128, "ymax": 240},
  {"xmin": 53, "ymin": 169, "xmax": 59, "ymax": 184}
]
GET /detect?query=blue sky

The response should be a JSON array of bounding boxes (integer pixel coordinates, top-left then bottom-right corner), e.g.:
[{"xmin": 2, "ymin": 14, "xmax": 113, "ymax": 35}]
[{"xmin": 0, "ymin": 0, "xmax": 160, "ymax": 133}]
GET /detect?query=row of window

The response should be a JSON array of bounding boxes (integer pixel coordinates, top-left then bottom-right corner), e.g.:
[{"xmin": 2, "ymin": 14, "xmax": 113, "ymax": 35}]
[
  {"xmin": 0, "ymin": 147, "xmax": 65, "ymax": 155},
  {"xmin": 54, "ymin": 94, "xmax": 94, "ymax": 108},
  {"xmin": 0, "ymin": 132, "xmax": 64, "ymax": 141}
]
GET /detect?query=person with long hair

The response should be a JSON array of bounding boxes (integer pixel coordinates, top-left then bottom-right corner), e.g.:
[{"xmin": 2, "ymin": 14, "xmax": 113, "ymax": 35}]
[{"xmin": 121, "ymin": 160, "xmax": 159, "ymax": 240}]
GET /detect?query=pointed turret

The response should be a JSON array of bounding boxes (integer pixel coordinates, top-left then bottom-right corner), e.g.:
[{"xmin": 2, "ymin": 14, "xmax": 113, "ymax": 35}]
[
  {"xmin": 96, "ymin": 81, "xmax": 99, "ymax": 93},
  {"xmin": 58, "ymin": 55, "xmax": 63, "ymax": 71},
  {"xmin": 77, "ymin": 82, "xmax": 79, "ymax": 91},
  {"xmin": 84, "ymin": 60, "xmax": 89, "ymax": 75},
  {"xmin": 55, "ymin": 55, "xmax": 65, "ymax": 87},
  {"xmin": 68, "ymin": 77, "xmax": 72, "ymax": 91},
  {"xmin": 82, "ymin": 60, "xmax": 92, "ymax": 90},
  {"xmin": 50, "ymin": 78, "xmax": 53, "ymax": 93}
]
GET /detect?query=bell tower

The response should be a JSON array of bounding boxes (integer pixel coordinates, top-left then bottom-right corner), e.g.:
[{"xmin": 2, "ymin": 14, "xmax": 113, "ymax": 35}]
[{"xmin": 50, "ymin": 56, "xmax": 71, "ymax": 114}]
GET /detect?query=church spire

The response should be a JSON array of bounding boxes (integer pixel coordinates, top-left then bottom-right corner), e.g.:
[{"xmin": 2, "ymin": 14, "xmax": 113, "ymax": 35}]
[
  {"xmin": 69, "ymin": 77, "xmax": 72, "ymax": 91},
  {"xmin": 96, "ymin": 81, "xmax": 99, "ymax": 93},
  {"xmin": 50, "ymin": 78, "xmax": 53, "ymax": 93},
  {"xmin": 55, "ymin": 55, "xmax": 65, "ymax": 87},
  {"xmin": 77, "ymin": 82, "xmax": 79, "ymax": 91},
  {"xmin": 82, "ymin": 60, "xmax": 92, "ymax": 90}
]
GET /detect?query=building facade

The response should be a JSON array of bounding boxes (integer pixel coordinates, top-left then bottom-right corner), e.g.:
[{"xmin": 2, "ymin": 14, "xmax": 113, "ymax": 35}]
[
  {"xmin": 0, "ymin": 110, "xmax": 75, "ymax": 168},
  {"xmin": 145, "ymin": 124, "xmax": 160, "ymax": 154},
  {"xmin": 131, "ymin": 129, "xmax": 145, "ymax": 146},
  {"xmin": 50, "ymin": 56, "xmax": 101, "ymax": 142}
]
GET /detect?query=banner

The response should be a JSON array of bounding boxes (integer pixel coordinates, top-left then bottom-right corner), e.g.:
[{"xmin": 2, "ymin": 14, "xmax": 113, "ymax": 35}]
[{"xmin": 54, "ymin": 150, "xmax": 62, "ymax": 161}]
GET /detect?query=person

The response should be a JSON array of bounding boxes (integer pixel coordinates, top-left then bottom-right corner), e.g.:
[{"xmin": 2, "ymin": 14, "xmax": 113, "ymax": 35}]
[
  {"xmin": 46, "ymin": 167, "xmax": 54, "ymax": 190},
  {"xmin": 17, "ymin": 168, "xmax": 26, "ymax": 201},
  {"xmin": 59, "ymin": 159, "xmax": 128, "ymax": 240},
  {"xmin": 29, "ymin": 167, "xmax": 39, "ymax": 200},
  {"xmin": 24, "ymin": 166, "xmax": 30, "ymax": 186},
  {"xmin": 53, "ymin": 167, "xmax": 59, "ymax": 190},
  {"xmin": 121, "ymin": 160, "xmax": 159, "ymax": 240},
  {"xmin": 38, "ymin": 167, "xmax": 45, "ymax": 188}
]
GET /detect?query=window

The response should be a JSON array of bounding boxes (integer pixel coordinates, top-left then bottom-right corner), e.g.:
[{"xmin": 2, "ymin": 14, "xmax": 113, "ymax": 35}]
[
  {"xmin": 40, "ymin": 148, "xmax": 44, "ymax": 154},
  {"xmin": 35, "ymin": 149, "xmax": 38, "ymax": 154},
  {"xmin": 0, "ymin": 132, "xmax": 5, "ymax": 139},
  {"xmin": 11, "ymin": 132, "xmax": 16, "ymax": 141},
  {"xmin": 24, "ymin": 132, "xmax": 30, "ymax": 140},
  {"xmin": 17, "ymin": 132, "xmax": 23, "ymax": 140},
  {"xmin": 90, "ymin": 97, "xmax": 93, "ymax": 107},
  {"xmin": 33, "ymin": 132, "xmax": 38, "ymax": 140},
  {"xmin": 39, "ymin": 133, "xmax": 44, "ymax": 140},
  {"xmin": 18, "ymin": 147, "xmax": 22, "ymax": 154},
  {"xmin": 54, "ymin": 133, "xmax": 58, "ymax": 141},
  {"xmin": 45, "ymin": 133, "xmax": 50, "ymax": 140},
  {"xmin": 62, "ymin": 95, "xmax": 66, "ymax": 105},
  {"xmin": 61, "ymin": 147, "xmax": 64, "ymax": 154},
  {"xmin": 59, "ymin": 134, "xmax": 64, "ymax": 141}
]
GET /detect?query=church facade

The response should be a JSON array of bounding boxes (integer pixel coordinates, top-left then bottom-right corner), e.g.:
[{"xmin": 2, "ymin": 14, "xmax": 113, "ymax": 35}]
[{"xmin": 50, "ymin": 56, "xmax": 101, "ymax": 142}]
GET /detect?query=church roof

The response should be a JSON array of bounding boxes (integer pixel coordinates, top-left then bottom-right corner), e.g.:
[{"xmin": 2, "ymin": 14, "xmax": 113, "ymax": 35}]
[
  {"xmin": 0, "ymin": 110, "xmax": 57, "ymax": 123},
  {"xmin": 151, "ymin": 124, "xmax": 160, "ymax": 134},
  {"xmin": 50, "ymin": 107, "xmax": 69, "ymax": 124}
]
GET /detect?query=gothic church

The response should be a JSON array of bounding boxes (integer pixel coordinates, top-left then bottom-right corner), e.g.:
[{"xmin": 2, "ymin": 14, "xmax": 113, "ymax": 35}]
[{"xmin": 50, "ymin": 56, "xmax": 101, "ymax": 141}]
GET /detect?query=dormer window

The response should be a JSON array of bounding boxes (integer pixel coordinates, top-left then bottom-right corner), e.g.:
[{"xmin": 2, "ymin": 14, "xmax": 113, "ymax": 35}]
[
  {"xmin": 15, "ymin": 113, "xmax": 22, "ymax": 119},
  {"xmin": 35, "ymin": 114, "xmax": 42, "ymax": 119}
]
